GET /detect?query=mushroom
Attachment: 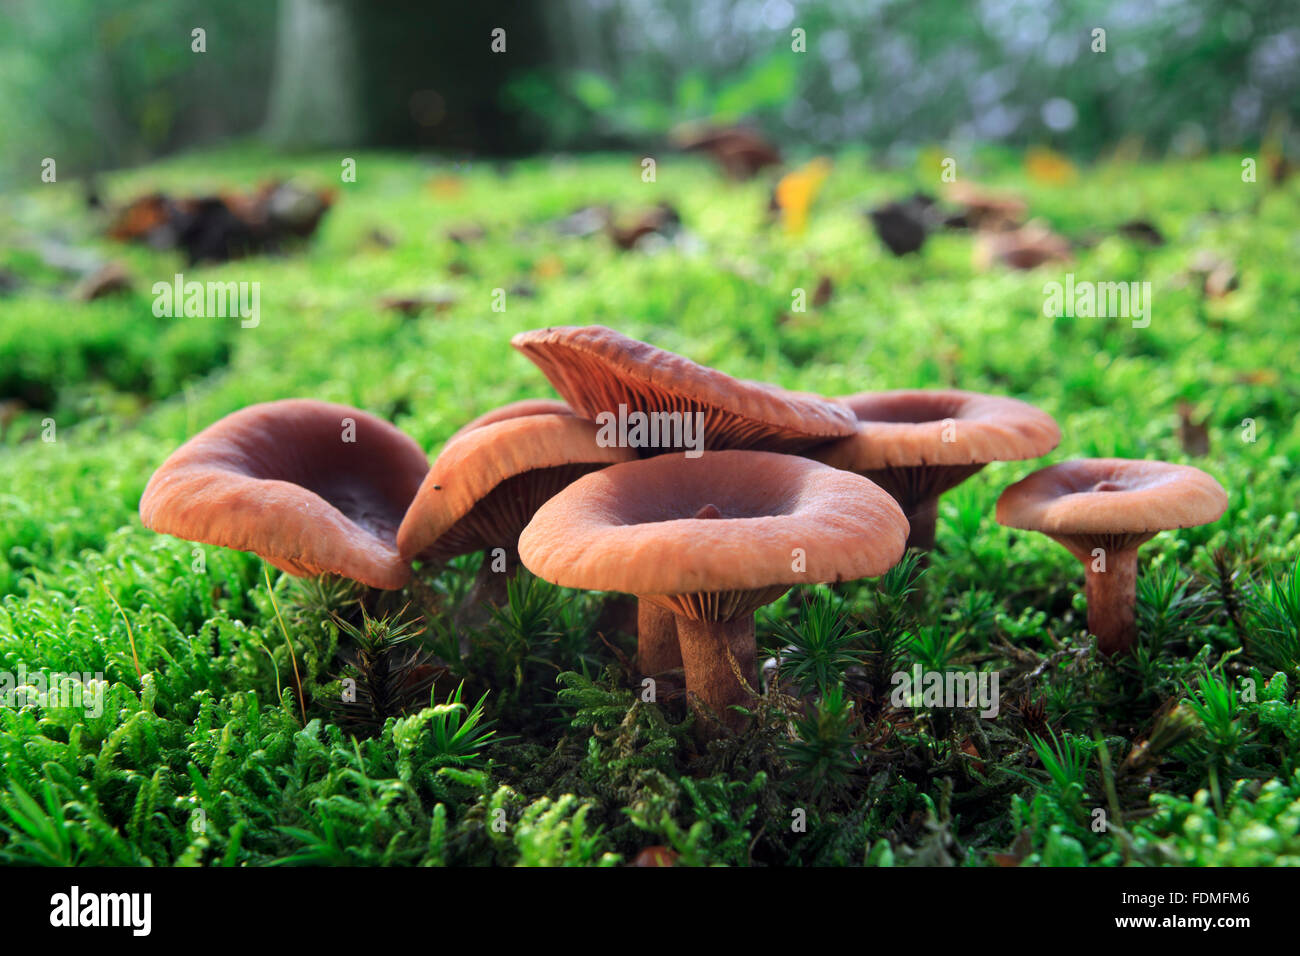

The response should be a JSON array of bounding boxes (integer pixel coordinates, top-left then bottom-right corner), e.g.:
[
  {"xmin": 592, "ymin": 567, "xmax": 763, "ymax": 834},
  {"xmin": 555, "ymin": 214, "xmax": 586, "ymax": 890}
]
[
  {"xmin": 139, "ymin": 399, "xmax": 429, "ymax": 589},
  {"xmin": 511, "ymin": 325, "xmax": 858, "ymax": 453},
  {"xmin": 396, "ymin": 413, "xmax": 635, "ymax": 621},
  {"xmin": 809, "ymin": 389, "xmax": 1060, "ymax": 552},
  {"xmin": 996, "ymin": 459, "xmax": 1228, "ymax": 656},
  {"xmin": 518, "ymin": 451, "xmax": 908, "ymax": 733},
  {"xmin": 512, "ymin": 325, "xmax": 858, "ymax": 677}
]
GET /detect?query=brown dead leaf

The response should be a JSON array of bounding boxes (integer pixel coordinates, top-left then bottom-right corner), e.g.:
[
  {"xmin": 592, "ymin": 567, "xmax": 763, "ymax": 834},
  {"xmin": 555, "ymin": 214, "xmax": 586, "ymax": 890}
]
[
  {"xmin": 673, "ymin": 123, "xmax": 782, "ymax": 180},
  {"xmin": 71, "ymin": 262, "xmax": 131, "ymax": 301}
]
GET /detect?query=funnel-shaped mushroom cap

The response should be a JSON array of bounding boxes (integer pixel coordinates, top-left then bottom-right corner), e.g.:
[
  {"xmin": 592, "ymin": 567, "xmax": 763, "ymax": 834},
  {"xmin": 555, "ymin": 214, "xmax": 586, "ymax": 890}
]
[
  {"xmin": 811, "ymin": 390, "xmax": 1061, "ymax": 472},
  {"xmin": 519, "ymin": 450, "xmax": 908, "ymax": 616},
  {"xmin": 996, "ymin": 459, "xmax": 1228, "ymax": 540},
  {"xmin": 449, "ymin": 398, "xmax": 573, "ymax": 443},
  {"xmin": 140, "ymin": 400, "xmax": 429, "ymax": 589},
  {"xmin": 397, "ymin": 414, "xmax": 635, "ymax": 564},
  {"xmin": 511, "ymin": 326, "xmax": 857, "ymax": 453}
]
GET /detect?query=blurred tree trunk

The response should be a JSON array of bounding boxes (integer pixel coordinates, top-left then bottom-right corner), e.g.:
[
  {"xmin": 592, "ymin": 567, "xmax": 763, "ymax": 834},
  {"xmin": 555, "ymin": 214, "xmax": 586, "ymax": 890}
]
[
  {"xmin": 263, "ymin": 0, "xmax": 551, "ymax": 153},
  {"xmin": 264, "ymin": 0, "xmax": 363, "ymax": 148}
]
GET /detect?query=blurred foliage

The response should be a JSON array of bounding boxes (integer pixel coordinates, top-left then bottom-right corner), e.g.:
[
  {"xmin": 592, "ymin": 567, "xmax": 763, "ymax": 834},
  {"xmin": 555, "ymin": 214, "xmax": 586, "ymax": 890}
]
[
  {"xmin": 0, "ymin": 0, "xmax": 275, "ymax": 179},
  {"xmin": 3, "ymin": 0, "xmax": 1298, "ymax": 181},
  {"xmin": 514, "ymin": 0, "xmax": 1300, "ymax": 157}
]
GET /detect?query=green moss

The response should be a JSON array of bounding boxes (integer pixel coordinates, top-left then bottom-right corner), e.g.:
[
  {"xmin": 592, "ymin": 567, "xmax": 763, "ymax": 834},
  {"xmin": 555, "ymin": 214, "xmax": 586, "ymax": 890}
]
[{"xmin": 0, "ymin": 146, "xmax": 1297, "ymax": 865}]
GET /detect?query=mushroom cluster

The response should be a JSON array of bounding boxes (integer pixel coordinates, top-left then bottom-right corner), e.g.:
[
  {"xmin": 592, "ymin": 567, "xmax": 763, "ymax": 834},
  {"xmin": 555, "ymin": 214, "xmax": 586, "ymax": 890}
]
[{"xmin": 139, "ymin": 324, "xmax": 1229, "ymax": 737}]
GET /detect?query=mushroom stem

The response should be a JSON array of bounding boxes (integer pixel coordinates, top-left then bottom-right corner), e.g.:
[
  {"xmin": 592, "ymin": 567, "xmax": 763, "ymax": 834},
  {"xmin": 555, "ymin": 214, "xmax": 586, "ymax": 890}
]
[
  {"xmin": 454, "ymin": 547, "xmax": 521, "ymax": 638},
  {"xmin": 905, "ymin": 496, "xmax": 939, "ymax": 553},
  {"xmin": 675, "ymin": 615, "xmax": 758, "ymax": 733},
  {"xmin": 1082, "ymin": 549, "xmax": 1139, "ymax": 656},
  {"xmin": 637, "ymin": 601, "xmax": 682, "ymax": 679}
]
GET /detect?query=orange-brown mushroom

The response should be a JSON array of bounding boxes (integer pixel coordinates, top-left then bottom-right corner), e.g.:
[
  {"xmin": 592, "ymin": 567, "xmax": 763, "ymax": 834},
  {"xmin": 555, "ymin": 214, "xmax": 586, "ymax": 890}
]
[
  {"xmin": 397, "ymin": 414, "xmax": 635, "ymax": 619},
  {"xmin": 511, "ymin": 325, "xmax": 857, "ymax": 453},
  {"xmin": 139, "ymin": 400, "xmax": 429, "ymax": 589},
  {"xmin": 810, "ymin": 390, "xmax": 1060, "ymax": 552},
  {"xmin": 996, "ymin": 459, "xmax": 1228, "ymax": 656},
  {"xmin": 519, "ymin": 451, "xmax": 908, "ymax": 733},
  {"xmin": 512, "ymin": 326, "xmax": 858, "ymax": 677}
]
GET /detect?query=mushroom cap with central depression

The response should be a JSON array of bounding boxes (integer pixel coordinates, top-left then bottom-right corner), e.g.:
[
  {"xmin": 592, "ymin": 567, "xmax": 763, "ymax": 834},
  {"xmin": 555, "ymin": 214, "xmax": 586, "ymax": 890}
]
[
  {"xmin": 813, "ymin": 389, "xmax": 1061, "ymax": 472},
  {"xmin": 139, "ymin": 399, "xmax": 429, "ymax": 589},
  {"xmin": 518, "ymin": 450, "xmax": 909, "ymax": 618},
  {"xmin": 397, "ymin": 413, "xmax": 635, "ymax": 565},
  {"xmin": 808, "ymin": 389, "xmax": 1060, "ymax": 519},
  {"xmin": 995, "ymin": 458, "xmax": 1228, "ymax": 552},
  {"xmin": 511, "ymin": 325, "xmax": 857, "ymax": 453}
]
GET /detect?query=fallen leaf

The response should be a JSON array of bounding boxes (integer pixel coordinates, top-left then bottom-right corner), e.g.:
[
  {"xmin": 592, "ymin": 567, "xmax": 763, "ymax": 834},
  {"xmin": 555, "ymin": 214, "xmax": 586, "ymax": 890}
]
[
  {"xmin": 974, "ymin": 221, "xmax": 1072, "ymax": 270},
  {"xmin": 71, "ymin": 261, "xmax": 131, "ymax": 301},
  {"xmin": 428, "ymin": 175, "xmax": 464, "ymax": 198},
  {"xmin": 867, "ymin": 194, "xmax": 936, "ymax": 255},
  {"xmin": 674, "ymin": 123, "xmax": 782, "ymax": 180},
  {"xmin": 1118, "ymin": 219, "xmax": 1166, "ymax": 246},
  {"xmin": 379, "ymin": 290, "xmax": 457, "ymax": 316},
  {"xmin": 607, "ymin": 203, "xmax": 681, "ymax": 250},
  {"xmin": 775, "ymin": 158, "xmax": 832, "ymax": 236},
  {"xmin": 553, "ymin": 204, "xmax": 610, "ymax": 238},
  {"xmin": 945, "ymin": 182, "xmax": 1026, "ymax": 231},
  {"xmin": 446, "ymin": 223, "xmax": 486, "ymax": 244},
  {"xmin": 533, "ymin": 254, "xmax": 566, "ymax": 279},
  {"xmin": 1025, "ymin": 146, "xmax": 1077, "ymax": 184},
  {"xmin": 812, "ymin": 275, "xmax": 834, "ymax": 307}
]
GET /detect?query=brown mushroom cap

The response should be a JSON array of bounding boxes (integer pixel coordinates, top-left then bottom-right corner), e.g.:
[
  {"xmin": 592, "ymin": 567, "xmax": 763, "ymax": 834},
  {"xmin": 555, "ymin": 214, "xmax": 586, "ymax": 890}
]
[
  {"xmin": 511, "ymin": 326, "xmax": 857, "ymax": 453},
  {"xmin": 811, "ymin": 390, "xmax": 1061, "ymax": 472},
  {"xmin": 518, "ymin": 450, "xmax": 908, "ymax": 615},
  {"xmin": 397, "ymin": 413, "xmax": 635, "ymax": 564},
  {"xmin": 995, "ymin": 458, "xmax": 1228, "ymax": 541},
  {"xmin": 139, "ymin": 399, "xmax": 429, "ymax": 589},
  {"xmin": 448, "ymin": 398, "xmax": 573, "ymax": 443}
]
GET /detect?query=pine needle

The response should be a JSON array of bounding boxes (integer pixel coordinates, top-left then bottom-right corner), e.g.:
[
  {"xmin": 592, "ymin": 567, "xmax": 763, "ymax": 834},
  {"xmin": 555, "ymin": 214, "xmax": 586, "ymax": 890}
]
[
  {"xmin": 102, "ymin": 579, "xmax": 143, "ymax": 681},
  {"xmin": 264, "ymin": 564, "xmax": 307, "ymax": 725}
]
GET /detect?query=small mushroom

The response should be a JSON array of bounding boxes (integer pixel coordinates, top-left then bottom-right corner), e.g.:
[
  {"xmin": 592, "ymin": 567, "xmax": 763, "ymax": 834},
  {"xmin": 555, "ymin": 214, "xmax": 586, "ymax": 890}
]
[
  {"xmin": 139, "ymin": 400, "xmax": 429, "ymax": 589},
  {"xmin": 810, "ymin": 390, "xmax": 1060, "ymax": 552},
  {"xmin": 511, "ymin": 325, "xmax": 858, "ymax": 453},
  {"xmin": 996, "ymin": 459, "xmax": 1228, "ymax": 656},
  {"xmin": 396, "ymin": 414, "xmax": 635, "ymax": 621},
  {"xmin": 519, "ymin": 451, "xmax": 908, "ymax": 733}
]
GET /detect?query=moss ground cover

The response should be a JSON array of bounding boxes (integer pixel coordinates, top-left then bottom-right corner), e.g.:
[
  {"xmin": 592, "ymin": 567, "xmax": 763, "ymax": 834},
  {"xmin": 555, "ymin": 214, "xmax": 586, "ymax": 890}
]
[{"xmin": 0, "ymin": 146, "xmax": 1297, "ymax": 866}]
